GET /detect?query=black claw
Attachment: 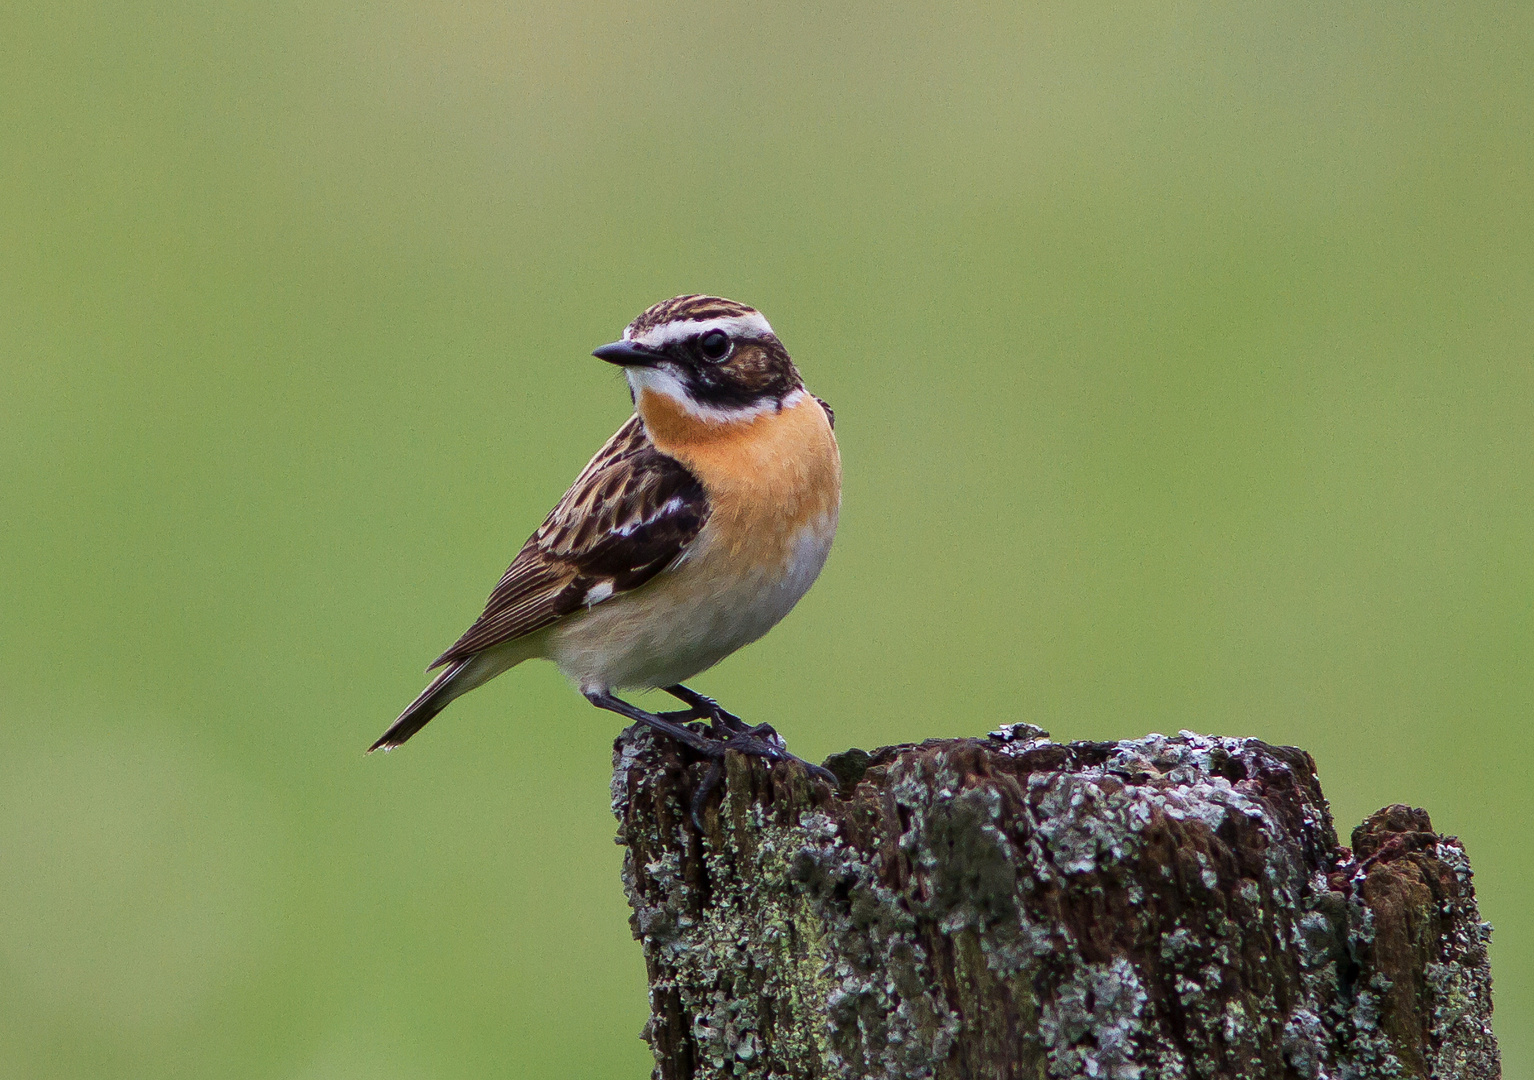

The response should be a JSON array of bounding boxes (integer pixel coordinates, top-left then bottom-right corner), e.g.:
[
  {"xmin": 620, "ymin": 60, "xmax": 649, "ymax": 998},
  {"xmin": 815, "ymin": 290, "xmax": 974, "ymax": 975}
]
[
  {"xmin": 691, "ymin": 759, "xmax": 725, "ymax": 830},
  {"xmin": 804, "ymin": 761, "xmax": 839, "ymax": 785}
]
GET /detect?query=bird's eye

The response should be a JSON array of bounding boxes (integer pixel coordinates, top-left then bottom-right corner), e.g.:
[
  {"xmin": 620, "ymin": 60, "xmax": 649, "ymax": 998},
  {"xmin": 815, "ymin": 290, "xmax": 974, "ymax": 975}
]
[{"xmin": 698, "ymin": 329, "xmax": 732, "ymax": 362}]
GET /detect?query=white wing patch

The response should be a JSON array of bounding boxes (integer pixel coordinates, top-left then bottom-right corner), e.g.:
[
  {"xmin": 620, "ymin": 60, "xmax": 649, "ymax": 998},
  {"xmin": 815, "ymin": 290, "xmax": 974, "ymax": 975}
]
[
  {"xmin": 611, "ymin": 494, "xmax": 690, "ymax": 539},
  {"xmin": 583, "ymin": 581, "xmax": 615, "ymax": 606}
]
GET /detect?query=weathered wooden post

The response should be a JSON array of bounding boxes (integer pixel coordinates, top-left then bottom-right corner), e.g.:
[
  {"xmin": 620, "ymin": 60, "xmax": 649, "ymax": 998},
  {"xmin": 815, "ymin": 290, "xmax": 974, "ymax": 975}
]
[{"xmin": 611, "ymin": 724, "xmax": 1498, "ymax": 1079}]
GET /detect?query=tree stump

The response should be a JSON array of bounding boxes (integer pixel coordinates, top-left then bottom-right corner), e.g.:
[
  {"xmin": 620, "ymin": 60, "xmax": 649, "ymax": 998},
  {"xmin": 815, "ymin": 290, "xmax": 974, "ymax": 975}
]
[{"xmin": 610, "ymin": 724, "xmax": 1498, "ymax": 1080}]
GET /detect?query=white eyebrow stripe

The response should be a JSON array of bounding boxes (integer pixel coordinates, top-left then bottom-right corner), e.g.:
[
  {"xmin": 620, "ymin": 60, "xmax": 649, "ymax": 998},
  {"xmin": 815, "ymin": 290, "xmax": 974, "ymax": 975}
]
[{"xmin": 626, "ymin": 313, "xmax": 775, "ymax": 348}]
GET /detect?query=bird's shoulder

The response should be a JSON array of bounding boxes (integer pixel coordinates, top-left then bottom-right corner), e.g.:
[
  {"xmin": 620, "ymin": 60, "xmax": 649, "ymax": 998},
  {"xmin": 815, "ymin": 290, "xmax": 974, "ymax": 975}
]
[
  {"xmin": 535, "ymin": 413, "xmax": 707, "ymax": 561},
  {"xmin": 429, "ymin": 415, "xmax": 709, "ymax": 668}
]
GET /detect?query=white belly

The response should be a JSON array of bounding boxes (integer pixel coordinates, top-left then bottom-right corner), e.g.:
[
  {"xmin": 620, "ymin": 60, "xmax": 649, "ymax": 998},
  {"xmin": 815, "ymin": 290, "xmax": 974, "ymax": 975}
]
[{"xmin": 544, "ymin": 510, "xmax": 837, "ymax": 692}]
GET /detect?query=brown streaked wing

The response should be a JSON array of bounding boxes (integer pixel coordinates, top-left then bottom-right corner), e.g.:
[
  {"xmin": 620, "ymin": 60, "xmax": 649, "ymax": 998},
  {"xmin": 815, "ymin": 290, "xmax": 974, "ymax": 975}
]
[{"xmin": 428, "ymin": 415, "xmax": 709, "ymax": 670}]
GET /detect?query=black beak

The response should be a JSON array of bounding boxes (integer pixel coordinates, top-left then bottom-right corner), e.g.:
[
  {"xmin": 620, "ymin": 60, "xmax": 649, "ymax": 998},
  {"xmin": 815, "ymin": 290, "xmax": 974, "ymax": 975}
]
[{"xmin": 592, "ymin": 340, "xmax": 660, "ymax": 367}]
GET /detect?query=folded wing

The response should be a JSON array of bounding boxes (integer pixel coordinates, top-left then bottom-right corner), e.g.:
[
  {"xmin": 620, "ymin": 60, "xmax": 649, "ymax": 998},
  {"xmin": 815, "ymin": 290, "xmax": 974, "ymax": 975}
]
[{"xmin": 429, "ymin": 415, "xmax": 710, "ymax": 669}]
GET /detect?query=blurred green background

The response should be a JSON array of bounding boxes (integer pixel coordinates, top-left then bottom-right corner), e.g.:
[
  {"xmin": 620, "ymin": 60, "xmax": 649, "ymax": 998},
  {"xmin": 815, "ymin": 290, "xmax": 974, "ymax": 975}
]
[{"xmin": 3, "ymin": 1, "xmax": 1530, "ymax": 1076}]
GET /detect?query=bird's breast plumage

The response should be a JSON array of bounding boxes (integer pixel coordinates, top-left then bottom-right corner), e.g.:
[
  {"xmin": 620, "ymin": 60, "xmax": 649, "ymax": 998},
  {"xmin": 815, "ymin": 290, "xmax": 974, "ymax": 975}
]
[
  {"xmin": 544, "ymin": 388, "xmax": 841, "ymax": 691},
  {"xmin": 637, "ymin": 386, "xmax": 840, "ymax": 567}
]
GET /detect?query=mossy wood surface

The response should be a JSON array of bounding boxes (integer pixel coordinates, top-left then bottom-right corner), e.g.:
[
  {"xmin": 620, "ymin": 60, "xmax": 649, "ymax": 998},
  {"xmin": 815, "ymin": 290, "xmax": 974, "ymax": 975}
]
[{"xmin": 611, "ymin": 725, "xmax": 1498, "ymax": 1080}]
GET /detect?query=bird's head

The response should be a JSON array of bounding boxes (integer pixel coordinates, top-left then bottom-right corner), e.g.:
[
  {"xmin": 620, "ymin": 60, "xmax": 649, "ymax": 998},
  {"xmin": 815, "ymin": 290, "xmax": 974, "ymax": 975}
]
[{"xmin": 593, "ymin": 295, "xmax": 803, "ymax": 425}]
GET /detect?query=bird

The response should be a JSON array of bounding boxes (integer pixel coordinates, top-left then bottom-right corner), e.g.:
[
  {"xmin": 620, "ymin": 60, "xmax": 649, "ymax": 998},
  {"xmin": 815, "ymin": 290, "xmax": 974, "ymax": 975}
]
[{"xmin": 370, "ymin": 295, "xmax": 841, "ymax": 798}]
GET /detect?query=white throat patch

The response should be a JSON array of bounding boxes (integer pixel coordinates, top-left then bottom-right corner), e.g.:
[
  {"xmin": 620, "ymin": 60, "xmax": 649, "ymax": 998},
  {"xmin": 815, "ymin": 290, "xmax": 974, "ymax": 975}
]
[{"xmin": 626, "ymin": 312, "xmax": 775, "ymax": 349}]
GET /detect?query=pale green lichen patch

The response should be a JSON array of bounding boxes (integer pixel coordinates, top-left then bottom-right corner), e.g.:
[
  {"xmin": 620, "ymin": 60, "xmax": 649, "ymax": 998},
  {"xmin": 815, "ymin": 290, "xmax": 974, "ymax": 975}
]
[{"xmin": 1038, "ymin": 957, "xmax": 1148, "ymax": 1079}]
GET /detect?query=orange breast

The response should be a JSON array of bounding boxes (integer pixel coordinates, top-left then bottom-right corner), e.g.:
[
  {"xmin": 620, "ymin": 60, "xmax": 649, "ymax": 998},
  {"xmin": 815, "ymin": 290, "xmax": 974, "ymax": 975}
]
[{"xmin": 636, "ymin": 390, "xmax": 841, "ymax": 561}]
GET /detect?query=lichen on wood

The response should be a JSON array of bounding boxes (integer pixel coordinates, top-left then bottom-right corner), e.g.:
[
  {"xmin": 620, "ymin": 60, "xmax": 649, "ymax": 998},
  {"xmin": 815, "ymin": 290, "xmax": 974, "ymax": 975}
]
[{"xmin": 611, "ymin": 724, "xmax": 1499, "ymax": 1080}]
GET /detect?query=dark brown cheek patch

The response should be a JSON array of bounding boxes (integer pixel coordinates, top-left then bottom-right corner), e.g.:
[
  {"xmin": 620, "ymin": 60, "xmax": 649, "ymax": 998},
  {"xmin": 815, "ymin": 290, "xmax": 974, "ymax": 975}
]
[{"xmin": 682, "ymin": 341, "xmax": 802, "ymax": 411}]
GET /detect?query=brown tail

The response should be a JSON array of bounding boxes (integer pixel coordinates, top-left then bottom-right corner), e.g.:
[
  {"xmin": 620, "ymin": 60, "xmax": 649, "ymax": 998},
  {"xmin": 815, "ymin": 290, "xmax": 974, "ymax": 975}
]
[{"xmin": 368, "ymin": 660, "xmax": 469, "ymax": 752}]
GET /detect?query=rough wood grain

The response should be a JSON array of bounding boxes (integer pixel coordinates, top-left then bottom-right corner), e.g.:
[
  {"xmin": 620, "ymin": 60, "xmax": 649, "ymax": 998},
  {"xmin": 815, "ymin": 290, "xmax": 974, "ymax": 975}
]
[{"xmin": 611, "ymin": 724, "xmax": 1498, "ymax": 1080}]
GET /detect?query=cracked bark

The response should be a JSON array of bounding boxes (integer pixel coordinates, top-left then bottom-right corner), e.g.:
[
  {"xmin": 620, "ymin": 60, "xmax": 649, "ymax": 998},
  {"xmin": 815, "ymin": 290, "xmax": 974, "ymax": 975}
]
[{"xmin": 611, "ymin": 725, "xmax": 1498, "ymax": 1080}]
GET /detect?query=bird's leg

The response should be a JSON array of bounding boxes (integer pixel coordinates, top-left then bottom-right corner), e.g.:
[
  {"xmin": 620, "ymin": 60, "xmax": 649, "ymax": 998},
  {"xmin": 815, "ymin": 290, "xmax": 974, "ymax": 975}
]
[
  {"xmin": 586, "ymin": 689, "xmax": 836, "ymax": 830},
  {"xmin": 651, "ymin": 692, "xmax": 716, "ymax": 733},
  {"xmin": 585, "ymin": 689, "xmax": 722, "ymax": 755},
  {"xmin": 662, "ymin": 687, "xmax": 840, "ymax": 791},
  {"xmin": 650, "ymin": 708, "xmax": 712, "ymax": 735},
  {"xmin": 660, "ymin": 686, "xmax": 830, "ymax": 787},
  {"xmin": 662, "ymin": 684, "xmax": 750, "ymax": 736},
  {"xmin": 664, "ymin": 685, "xmax": 801, "ymax": 759}
]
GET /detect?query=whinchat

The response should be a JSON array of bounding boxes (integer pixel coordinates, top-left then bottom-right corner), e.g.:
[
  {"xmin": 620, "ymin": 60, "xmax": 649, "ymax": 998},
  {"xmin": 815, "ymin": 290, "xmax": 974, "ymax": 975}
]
[{"xmin": 371, "ymin": 295, "xmax": 841, "ymax": 797}]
